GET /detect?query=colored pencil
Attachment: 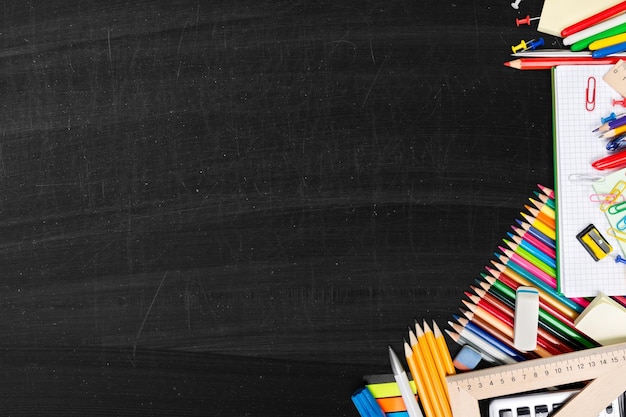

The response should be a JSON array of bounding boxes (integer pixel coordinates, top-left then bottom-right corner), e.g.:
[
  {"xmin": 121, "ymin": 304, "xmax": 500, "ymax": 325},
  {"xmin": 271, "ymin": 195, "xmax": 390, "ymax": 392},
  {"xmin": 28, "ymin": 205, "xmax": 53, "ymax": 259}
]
[
  {"xmin": 432, "ymin": 321, "xmax": 455, "ymax": 376},
  {"xmin": 520, "ymin": 212, "xmax": 555, "ymax": 241},
  {"xmin": 471, "ymin": 286, "xmax": 585, "ymax": 351},
  {"xmin": 444, "ymin": 329, "xmax": 499, "ymax": 364},
  {"xmin": 454, "ymin": 316, "xmax": 528, "ymax": 362},
  {"xmin": 408, "ymin": 330, "xmax": 445, "ymax": 417},
  {"xmin": 525, "ymin": 205, "xmax": 556, "ymax": 230},
  {"xmin": 465, "ymin": 292, "xmax": 573, "ymax": 353},
  {"xmin": 476, "ymin": 281, "xmax": 597, "ymax": 349},
  {"xmin": 511, "ymin": 225, "xmax": 556, "ymax": 259},
  {"xmin": 448, "ymin": 322, "xmax": 518, "ymax": 364},
  {"xmin": 414, "ymin": 324, "xmax": 452, "ymax": 417},
  {"xmin": 537, "ymin": 184, "xmax": 554, "ymax": 199},
  {"xmin": 515, "ymin": 219, "xmax": 555, "ymax": 249},
  {"xmin": 529, "ymin": 197, "xmax": 555, "ymax": 219},
  {"xmin": 462, "ymin": 300, "xmax": 564, "ymax": 356},
  {"xmin": 499, "ymin": 247, "xmax": 556, "ymax": 282},
  {"xmin": 421, "ymin": 321, "xmax": 449, "ymax": 398},
  {"xmin": 561, "ymin": 2, "xmax": 626, "ymax": 37},
  {"xmin": 492, "ymin": 258, "xmax": 584, "ymax": 313},
  {"xmin": 506, "ymin": 234, "xmax": 556, "ymax": 268},
  {"xmin": 534, "ymin": 191, "xmax": 555, "ymax": 210},
  {"xmin": 403, "ymin": 341, "xmax": 432, "ymax": 417},
  {"xmin": 504, "ymin": 56, "xmax": 624, "ymax": 70}
]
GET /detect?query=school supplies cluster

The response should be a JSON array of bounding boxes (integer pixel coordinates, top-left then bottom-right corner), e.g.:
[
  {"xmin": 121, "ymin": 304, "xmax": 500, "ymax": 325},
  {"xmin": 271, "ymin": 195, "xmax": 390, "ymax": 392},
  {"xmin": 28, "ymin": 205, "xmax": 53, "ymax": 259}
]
[{"xmin": 352, "ymin": 5, "xmax": 626, "ymax": 417}]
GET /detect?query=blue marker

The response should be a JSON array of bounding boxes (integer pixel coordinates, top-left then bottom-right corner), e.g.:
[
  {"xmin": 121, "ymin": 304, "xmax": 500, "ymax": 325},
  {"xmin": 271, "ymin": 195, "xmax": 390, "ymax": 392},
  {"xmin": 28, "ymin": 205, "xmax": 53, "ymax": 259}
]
[{"xmin": 592, "ymin": 40, "xmax": 626, "ymax": 58}]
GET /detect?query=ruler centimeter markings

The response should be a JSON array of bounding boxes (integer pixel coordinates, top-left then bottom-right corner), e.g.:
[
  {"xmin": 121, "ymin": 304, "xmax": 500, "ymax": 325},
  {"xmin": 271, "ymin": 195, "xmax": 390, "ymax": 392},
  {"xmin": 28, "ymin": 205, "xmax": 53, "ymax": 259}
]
[{"xmin": 445, "ymin": 342, "xmax": 626, "ymax": 417}]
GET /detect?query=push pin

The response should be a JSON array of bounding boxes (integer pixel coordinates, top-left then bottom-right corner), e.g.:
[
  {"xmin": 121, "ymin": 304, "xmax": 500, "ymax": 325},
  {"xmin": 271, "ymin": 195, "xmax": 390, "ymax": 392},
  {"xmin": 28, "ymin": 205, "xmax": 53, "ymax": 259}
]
[
  {"xmin": 516, "ymin": 15, "xmax": 540, "ymax": 26},
  {"xmin": 526, "ymin": 38, "xmax": 544, "ymax": 50},
  {"xmin": 602, "ymin": 112, "xmax": 617, "ymax": 124},
  {"xmin": 613, "ymin": 98, "xmax": 626, "ymax": 107},
  {"xmin": 511, "ymin": 0, "xmax": 522, "ymax": 9},
  {"xmin": 511, "ymin": 39, "xmax": 528, "ymax": 53}
]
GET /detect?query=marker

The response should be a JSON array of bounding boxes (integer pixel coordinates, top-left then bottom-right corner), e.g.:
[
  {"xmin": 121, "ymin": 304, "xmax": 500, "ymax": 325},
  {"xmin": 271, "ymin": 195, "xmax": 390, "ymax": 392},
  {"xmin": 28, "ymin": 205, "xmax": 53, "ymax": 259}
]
[{"xmin": 592, "ymin": 150, "xmax": 626, "ymax": 170}]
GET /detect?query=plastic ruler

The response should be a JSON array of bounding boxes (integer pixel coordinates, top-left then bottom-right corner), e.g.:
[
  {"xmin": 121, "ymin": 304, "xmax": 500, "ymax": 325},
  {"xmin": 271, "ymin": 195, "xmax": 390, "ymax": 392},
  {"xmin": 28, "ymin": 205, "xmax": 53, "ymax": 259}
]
[{"xmin": 445, "ymin": 342, "xmax": 626, "ymax": 417}]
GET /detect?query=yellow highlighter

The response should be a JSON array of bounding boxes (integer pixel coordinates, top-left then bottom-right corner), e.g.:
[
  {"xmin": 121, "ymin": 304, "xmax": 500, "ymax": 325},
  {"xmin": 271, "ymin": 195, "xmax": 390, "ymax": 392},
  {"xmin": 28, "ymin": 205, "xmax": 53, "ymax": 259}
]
[{"xmin": 589, "ymin": 33, "xmax": 626, "ymax": 51}]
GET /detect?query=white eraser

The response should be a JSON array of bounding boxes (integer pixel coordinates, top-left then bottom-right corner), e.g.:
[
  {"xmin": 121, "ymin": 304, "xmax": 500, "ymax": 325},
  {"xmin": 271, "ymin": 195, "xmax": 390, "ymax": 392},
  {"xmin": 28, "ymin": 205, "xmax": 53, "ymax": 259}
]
[{"xmin": 513, "ymin": 286, "xmax": 539, "ymax": 351}]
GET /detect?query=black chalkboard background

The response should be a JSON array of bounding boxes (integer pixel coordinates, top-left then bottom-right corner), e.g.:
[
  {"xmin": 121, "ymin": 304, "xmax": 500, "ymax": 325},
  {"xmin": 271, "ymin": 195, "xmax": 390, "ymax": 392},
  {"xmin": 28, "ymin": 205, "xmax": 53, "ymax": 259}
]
[{"xmin": 0, "ymin": 0, "xmax": 558, "ymax": 415}]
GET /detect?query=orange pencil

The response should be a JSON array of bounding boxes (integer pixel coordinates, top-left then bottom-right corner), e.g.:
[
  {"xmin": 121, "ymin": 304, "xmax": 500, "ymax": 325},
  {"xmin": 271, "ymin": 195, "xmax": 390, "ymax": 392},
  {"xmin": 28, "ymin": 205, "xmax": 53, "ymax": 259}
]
[
  {"xmin": 529, "ymin": 197, "xmax": 555, "ymax": 220},
  {"xmin": 403, "ymin": 340, "xmax": 431, "ymax": 417},
  {"xmin": 525, "ymin": 205, "xmax": 555, "ymax": 230},
  {"xmin": 421, "ymin": 321, "xmax": 450, "ymax": 401},
  {"xmin": 414, "ymin": 324, "xmax": 453, "ymax": 417},
  {"xmin": 432, "ymin": 321, "xmax": 455, "ymax": 375},
  {"xmin": 409, "ymin": 330, "xmax": 444, "ymax": 417},
  {"xmin": 520, "ymin": 212, "xmax": 555, "ymax": 240}
]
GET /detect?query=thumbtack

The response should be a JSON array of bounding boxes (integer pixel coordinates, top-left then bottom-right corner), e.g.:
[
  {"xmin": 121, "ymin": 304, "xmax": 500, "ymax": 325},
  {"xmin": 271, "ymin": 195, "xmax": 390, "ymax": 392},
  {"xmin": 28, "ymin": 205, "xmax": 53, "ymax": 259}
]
[
  {"xmin": 526, "ymin": 38, "xmax": 544, "ymax": 50},
  {"xmin": 602, "ymin": 112, "xmax": 617, "ymax": 124},
  {"xmin": 511, "ymin": 39, "xmax": 528, "ymax": 53},
  {"xmin": 613, "ymin": 98, "xmax": 626, "ymax": 107},
  {"xmin": 516, "ymin": 15, "xmax": 540, "ymax": 26},
  {"xmin": 511, "ymin": 0, "xmax": 522, "ymax": 9}
]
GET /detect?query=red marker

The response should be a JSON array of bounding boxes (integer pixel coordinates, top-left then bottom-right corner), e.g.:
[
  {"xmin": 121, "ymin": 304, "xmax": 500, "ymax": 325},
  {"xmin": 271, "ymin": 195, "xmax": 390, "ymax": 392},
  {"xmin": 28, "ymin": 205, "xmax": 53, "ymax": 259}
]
[
  {"xmin": 561, "ymin": 2, "xmax": 626, "ymax": 38},
  {"xmin": 592, "ymin": 149, "xmax": 626, "ymax": 170}
]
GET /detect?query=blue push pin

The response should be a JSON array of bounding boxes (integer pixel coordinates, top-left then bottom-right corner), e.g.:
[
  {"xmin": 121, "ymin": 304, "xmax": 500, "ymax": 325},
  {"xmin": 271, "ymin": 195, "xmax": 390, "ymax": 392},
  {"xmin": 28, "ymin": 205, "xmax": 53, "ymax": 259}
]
[
  {"xmin": 614, "ymin": 254, "xmax": 626, "ymax": 264},
  {"xmin": 602, "ymin": 112, "xmax": 617, "ymax": 124},
  {"xmin": 526, "ymin": 37, "xmax": 544, "ymax": 50}
]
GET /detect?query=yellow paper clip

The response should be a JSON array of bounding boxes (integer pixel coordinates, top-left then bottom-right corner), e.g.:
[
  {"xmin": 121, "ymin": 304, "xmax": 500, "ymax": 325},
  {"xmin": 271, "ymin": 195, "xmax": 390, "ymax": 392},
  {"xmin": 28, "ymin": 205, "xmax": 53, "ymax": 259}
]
[
  {"xmin": 600, "ymin": 180, "xmax": 626, "ymax": 211},
  {"xmin": 607, "ymin": 228, "xmax": 626, "ymax": 243}
]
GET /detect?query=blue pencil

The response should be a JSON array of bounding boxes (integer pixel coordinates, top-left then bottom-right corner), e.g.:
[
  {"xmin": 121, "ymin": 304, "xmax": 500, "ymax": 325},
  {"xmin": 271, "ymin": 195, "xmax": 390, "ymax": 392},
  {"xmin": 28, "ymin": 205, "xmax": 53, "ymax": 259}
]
[
  {"xmin": 452, "ymin": 315, "xmax": 527, "ymax": 362},
  {"xmin": 516, "ymin": 219, "xmax": 556, "ymax": 249},
  {"xmin": 506, "ymin": 232, "xmax": 556, "ymax": 268}
]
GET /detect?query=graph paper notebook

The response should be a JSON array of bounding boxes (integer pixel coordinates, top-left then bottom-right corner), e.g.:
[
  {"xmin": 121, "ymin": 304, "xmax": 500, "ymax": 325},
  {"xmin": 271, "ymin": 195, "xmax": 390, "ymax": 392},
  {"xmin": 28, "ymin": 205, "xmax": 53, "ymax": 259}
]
[{"xmin": 553, "ymin": 64, "xmax": 626, "ymax": 298}]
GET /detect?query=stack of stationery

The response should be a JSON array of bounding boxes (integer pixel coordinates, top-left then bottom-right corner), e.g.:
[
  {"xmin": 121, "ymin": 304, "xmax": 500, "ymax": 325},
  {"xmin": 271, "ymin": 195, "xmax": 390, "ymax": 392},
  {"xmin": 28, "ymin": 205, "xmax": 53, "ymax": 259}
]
[
  {"xmin": 505, "ymin": 2, "xmax": 626, "ymax": 70},
  {"xmin": 352, "ymin": 184, "xmax": 626, "ymax": 417}
]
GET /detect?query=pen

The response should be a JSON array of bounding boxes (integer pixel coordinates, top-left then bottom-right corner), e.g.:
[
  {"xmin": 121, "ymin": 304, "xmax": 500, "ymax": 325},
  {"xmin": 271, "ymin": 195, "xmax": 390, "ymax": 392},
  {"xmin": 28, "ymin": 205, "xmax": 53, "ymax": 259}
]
[
  {"xmin": 592, "ymin": 150, "xmax": 626, "ymax": 170},
  {"xmin": 388, "ymin": 346, "xmax": 424, "ymax": 417}
]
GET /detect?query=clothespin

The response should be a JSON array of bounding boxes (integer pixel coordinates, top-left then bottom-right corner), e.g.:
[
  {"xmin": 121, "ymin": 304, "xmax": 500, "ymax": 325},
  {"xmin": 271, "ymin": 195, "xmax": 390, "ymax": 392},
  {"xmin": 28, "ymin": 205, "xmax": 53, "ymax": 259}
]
[
  {"xmin": 516, "ymin": 15, "xmax": 540, "ymax": 26},
  {"xmin": 511, "ymin": 0, "xmax": 522, "ymax": 9}
]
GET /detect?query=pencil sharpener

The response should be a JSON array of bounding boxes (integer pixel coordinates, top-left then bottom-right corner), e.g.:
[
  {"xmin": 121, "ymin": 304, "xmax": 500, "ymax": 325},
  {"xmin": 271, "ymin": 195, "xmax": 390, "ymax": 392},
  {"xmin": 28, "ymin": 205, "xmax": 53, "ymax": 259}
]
[{"xmin": 576, "ymin": 224, "xmax": 612, "ymax": 261}]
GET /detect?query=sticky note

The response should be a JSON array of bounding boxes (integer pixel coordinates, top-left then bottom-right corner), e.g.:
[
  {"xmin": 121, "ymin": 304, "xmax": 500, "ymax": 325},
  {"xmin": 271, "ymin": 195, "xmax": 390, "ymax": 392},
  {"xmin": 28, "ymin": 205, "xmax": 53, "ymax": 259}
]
[{"xmin": 574, "ymin": 292, "xmax": 626, "ymax": 345}]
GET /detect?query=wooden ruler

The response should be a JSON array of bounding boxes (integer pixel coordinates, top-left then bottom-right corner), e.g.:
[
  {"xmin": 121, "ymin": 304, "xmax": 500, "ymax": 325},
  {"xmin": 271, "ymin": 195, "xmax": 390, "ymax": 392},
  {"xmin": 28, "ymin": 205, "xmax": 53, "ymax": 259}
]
[{"xmin": 445, "ymin": 342, "xmax": 626, "ymax": 417}]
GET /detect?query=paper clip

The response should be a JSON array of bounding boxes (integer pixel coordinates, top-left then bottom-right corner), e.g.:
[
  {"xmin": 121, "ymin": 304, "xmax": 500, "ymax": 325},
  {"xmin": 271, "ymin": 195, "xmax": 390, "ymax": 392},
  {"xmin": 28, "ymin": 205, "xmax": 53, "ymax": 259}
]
[
  {"xmin": 600, "ymin": 180, "xmax": 626, "ymax": 211},
  {"xmin": 586, "ymin": 77, "xmax": 596, "ymax": 112},
  {"xmin": 569, "ymin": 173, "xmax": 605, "ymax": 182},
  {"xmin": 607, "ymin": 227, "xmax": 626, "ymax": 242},
  {"xmin": 608, "ymin": 200, "xmax": 626, "ymax": 215},
  {"xmin": 617, "ymin": 215, "xmax": 626, "ymax": 231},
  {"xmin": 590, "ymin": 193, "xmax": 625, "ymax": 203}
]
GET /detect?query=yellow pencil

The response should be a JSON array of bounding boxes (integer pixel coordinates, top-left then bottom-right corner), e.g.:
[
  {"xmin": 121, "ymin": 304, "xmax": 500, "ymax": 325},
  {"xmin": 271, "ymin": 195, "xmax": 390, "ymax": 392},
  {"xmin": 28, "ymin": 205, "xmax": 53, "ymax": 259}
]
[
  {"xmin": 409, "ymin": 330, "xmax": 444, "ymax": 417},
  {"xmin": 421, "ymin": 320, "xmax": 450, "ymax": 400},
  {"xmin": 404, "ymin": 340, "xmax": 433, "ymax": 417},
  {"xmin": 529, "ymin": 197, "xmax": 555, "ymax": 220},
  {"xmin": 521, "ymin": 212, "xmax": 555, "ymax": 240},
  {"xmin": 432, "ymin": 321, "xmax": 455, "ymax": 375},
  {"xmin": 415, "ymin": 323, "xmax": 453, "ymax": 417},
  {"xmin": 590, "ymin": 32, "xmax": 626, "ymax": 50}
]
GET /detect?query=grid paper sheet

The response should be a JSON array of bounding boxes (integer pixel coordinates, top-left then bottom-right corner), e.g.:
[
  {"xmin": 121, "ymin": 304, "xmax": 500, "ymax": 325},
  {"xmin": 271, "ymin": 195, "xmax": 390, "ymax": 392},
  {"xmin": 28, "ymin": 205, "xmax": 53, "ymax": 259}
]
[{"xmin": 554, "ymin": 64, "xmax": 626, "ymax": 298}]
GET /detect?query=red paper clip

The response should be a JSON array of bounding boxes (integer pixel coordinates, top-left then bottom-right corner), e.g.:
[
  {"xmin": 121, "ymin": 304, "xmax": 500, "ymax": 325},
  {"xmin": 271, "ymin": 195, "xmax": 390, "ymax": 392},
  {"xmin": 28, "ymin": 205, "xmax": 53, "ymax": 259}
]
[{"xmin": 586, "ymin": 77, "xmax": 596, "ymax": 111}]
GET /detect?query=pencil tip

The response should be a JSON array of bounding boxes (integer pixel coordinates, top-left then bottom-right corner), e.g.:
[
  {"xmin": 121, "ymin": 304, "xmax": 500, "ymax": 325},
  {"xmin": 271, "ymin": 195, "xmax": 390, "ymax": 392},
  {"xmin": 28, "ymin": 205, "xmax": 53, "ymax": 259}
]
[{"xmin": 503, "ymin": 61, "xmax": 511, "ymax": 67}]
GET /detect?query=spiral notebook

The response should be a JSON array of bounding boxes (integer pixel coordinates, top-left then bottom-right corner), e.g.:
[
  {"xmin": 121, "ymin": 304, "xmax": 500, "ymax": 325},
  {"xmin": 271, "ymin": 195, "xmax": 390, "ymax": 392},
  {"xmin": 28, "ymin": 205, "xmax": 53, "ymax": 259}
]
[{"xmin": 553, "ymin": 64, "xmax": 626, "ymax": 298}]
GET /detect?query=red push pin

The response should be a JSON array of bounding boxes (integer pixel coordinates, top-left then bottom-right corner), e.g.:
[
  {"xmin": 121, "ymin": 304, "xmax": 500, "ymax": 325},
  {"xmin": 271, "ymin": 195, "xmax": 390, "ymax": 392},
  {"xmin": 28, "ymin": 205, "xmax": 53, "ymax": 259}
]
[
  {"xmin": 516, "ymin": 15, "xmax": 540, "ymax": 26},
  {"xmin": 613, "ymin": 98, "xmax": 626, "ymax": 107}
]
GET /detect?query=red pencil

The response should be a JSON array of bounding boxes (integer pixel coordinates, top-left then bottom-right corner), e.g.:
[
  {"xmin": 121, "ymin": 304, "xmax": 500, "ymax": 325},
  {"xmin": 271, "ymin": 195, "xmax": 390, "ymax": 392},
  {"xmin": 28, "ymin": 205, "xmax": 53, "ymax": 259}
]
[
  {"xmin": 561, "ymin": 2, "xmax": 626, "ymax": 38},
  {"xmin": 504, "ymin": 57, "xmax": 624, "ymax": 70}
]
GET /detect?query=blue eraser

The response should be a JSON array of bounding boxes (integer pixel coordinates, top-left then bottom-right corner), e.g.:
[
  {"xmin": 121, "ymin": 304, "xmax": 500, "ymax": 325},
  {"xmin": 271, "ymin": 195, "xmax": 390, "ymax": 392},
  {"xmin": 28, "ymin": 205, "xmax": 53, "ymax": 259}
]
[{"xmin": 453, "ymin": 345, "xmax": 482, "ymax": 371}]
